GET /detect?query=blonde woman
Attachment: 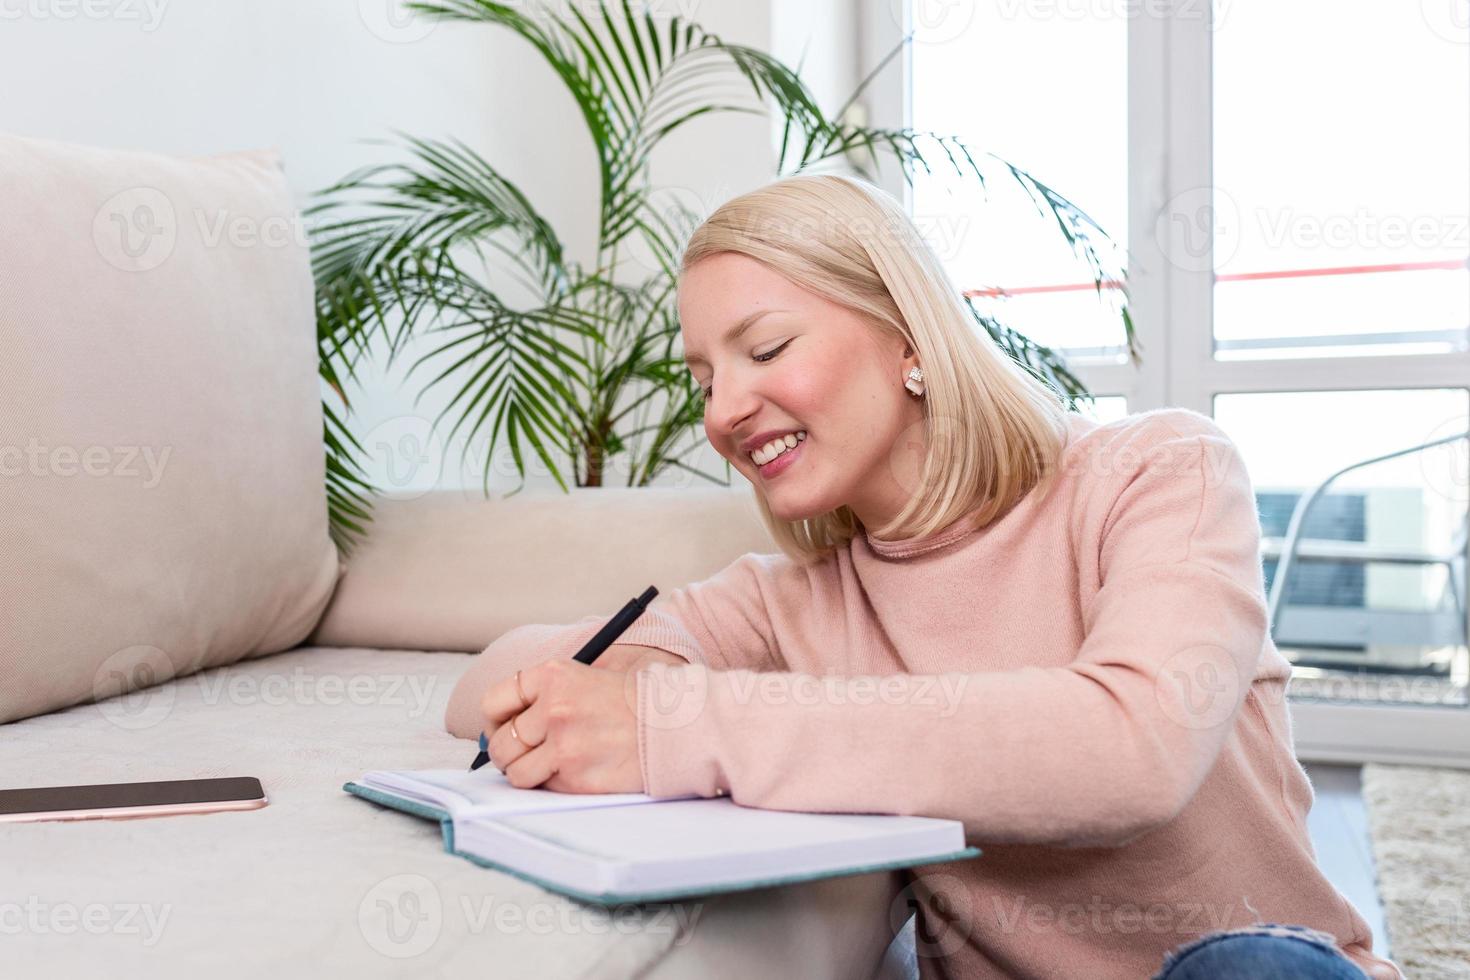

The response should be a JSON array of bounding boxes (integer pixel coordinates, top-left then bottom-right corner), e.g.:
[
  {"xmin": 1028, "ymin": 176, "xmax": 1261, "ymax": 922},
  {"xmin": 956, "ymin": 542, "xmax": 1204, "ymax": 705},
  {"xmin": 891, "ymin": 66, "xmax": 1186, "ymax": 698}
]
[{"xmin": 445, "ymin": 174, "xmax": 1402, "ymax": 980}]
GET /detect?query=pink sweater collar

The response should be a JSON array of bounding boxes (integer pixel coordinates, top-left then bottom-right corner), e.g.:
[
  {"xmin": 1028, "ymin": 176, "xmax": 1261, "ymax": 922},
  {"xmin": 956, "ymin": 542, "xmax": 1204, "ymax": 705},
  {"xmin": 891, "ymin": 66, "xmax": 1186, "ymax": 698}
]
[{"xmin": 860, "ymin": 511, "xmax": 984, "ymax": 559}]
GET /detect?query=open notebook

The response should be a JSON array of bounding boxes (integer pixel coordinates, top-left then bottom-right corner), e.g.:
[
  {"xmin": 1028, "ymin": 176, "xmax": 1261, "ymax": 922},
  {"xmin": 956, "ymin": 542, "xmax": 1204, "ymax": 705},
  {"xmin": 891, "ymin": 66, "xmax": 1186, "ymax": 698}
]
[{"xmin": 344, "ymin": 768, "xmax": 981, "ymax": 905}]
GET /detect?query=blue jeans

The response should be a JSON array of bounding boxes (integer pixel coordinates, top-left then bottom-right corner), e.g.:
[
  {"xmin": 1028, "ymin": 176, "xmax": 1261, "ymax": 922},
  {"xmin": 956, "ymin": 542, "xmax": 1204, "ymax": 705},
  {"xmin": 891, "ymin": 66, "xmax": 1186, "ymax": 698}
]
[{"xmin": 1152, "ymin": 923, "xmax": 1370, "ymax": 979}]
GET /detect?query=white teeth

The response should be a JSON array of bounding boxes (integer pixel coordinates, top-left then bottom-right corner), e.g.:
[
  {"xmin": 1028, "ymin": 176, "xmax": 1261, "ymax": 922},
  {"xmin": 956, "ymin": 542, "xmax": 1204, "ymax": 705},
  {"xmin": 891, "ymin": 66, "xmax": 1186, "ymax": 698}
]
[{"xmin": 751, "ymin": 430, "xmax": 807, "ymax": 466}]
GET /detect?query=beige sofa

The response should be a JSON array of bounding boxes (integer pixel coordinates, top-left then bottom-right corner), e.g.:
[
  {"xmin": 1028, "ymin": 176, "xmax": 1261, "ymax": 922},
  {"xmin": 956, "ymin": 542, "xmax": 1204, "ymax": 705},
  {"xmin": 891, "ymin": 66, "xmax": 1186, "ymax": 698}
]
[
  {"xmin": 0, "ymin": 132, "xmax": 912, "ymax": 979},
  {"xmin": 1, "ymin": 489, "xmax": 913, "ymax": 979}
]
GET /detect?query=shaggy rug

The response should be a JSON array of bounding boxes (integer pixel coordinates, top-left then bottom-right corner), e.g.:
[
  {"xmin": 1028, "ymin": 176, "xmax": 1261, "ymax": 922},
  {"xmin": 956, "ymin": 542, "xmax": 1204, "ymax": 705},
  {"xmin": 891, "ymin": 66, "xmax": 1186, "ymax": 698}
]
[{"xmin": 1361, "ymin": 764, "xmax": 1470, "ymax": 979}]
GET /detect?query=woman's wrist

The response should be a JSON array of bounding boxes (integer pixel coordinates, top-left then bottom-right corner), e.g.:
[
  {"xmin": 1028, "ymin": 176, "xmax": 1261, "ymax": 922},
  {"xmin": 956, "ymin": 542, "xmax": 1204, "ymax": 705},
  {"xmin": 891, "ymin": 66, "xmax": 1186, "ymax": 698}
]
[{"xmin": 591, "ymin": 644, "xmax": 690, "ymax": 672}]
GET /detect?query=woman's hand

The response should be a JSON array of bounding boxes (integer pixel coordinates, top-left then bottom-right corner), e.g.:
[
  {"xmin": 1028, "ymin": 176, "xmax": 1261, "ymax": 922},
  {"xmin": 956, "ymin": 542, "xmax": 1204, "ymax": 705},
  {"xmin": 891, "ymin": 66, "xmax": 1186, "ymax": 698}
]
[{"xmin": 480, "ymin": 646, "xmax": 688, "ymax": 793}]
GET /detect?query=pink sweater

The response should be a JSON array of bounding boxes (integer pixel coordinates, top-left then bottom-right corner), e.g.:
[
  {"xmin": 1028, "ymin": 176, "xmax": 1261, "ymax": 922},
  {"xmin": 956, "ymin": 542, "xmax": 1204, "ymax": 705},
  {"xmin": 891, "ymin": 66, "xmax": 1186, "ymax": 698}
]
[{"xmin": 446, "ymin": 408, "xmax": 1402, "ymax": 980}]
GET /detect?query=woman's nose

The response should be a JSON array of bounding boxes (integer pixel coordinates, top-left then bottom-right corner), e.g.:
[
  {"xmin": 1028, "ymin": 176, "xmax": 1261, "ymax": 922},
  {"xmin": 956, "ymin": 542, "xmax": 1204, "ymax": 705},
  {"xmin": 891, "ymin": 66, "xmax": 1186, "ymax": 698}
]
[{"xmin": 705, "ymin": 384, "xmax": 758, "ymax": 444}]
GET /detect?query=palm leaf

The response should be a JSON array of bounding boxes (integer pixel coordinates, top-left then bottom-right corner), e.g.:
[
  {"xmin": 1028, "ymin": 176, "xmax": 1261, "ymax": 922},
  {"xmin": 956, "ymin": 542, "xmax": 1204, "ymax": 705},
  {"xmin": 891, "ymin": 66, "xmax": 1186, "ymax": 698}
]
[{"xmin": 312, "ymin": 0, "xmax": 1131, "ymax": 550}]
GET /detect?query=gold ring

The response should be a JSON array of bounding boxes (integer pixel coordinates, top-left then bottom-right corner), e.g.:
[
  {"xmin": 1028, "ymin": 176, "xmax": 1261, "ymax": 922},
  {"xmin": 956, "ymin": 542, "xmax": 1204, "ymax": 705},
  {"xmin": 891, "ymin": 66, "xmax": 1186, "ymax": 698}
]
[
  {"xmin": 515, "ymin": 669, "xmax": 530, "ymax": 711},
  {"xmin": 508, "ymin": 714, "xmax": 524, "ymax": 747}
]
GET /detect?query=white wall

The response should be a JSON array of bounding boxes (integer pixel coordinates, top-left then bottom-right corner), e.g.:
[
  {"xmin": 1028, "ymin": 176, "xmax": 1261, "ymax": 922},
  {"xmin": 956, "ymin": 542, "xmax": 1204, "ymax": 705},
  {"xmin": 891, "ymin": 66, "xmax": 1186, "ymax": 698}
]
[
  {"xmin": 0, "ymin": 2, "xmax": 522, "ymax": 199},
  {"xmin": 771, "ymin": 0, "xmax": 859, "ymax": 125},
  {"xmin": 0, "ymin": 0, "xmax": 832, "ymax": 502}
]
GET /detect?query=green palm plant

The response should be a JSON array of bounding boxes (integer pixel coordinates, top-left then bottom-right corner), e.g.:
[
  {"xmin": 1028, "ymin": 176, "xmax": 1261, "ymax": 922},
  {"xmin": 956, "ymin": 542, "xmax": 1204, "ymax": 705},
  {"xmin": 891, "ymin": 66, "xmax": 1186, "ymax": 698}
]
[{"xmin": 310, "ymin": 0, "xmax": 1135, "ymax": 552}]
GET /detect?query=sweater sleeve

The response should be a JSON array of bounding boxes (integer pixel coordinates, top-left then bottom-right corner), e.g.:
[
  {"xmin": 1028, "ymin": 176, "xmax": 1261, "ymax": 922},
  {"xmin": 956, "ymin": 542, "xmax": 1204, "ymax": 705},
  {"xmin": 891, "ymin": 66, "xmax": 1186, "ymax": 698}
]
[
  {"xmin": 634, "ymin": 419, "xmax": 1272, "ymax": 849},
  {"xmin": 444, "ymin": 551, "xmax": 795, "ymax": 739}
]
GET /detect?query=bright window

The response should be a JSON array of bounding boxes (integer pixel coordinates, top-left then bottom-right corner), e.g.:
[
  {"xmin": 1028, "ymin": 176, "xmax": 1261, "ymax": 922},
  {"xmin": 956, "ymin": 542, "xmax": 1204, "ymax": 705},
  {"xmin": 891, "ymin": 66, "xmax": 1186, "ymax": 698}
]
[
  {"xmin": 1213, "ymin": 1, "xmax": 1470, "ymax": 360},
  {"xmin": 908, "ymin": 4, "xmax": 1128, "ymax": 359}
]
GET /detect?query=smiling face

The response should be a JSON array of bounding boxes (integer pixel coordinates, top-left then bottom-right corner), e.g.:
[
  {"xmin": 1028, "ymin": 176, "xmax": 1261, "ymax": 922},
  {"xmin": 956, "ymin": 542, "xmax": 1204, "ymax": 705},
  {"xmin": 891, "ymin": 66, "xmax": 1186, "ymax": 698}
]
[{"xmin": 678, "ymin": 251, "xmax": 927, "ymax": 531}]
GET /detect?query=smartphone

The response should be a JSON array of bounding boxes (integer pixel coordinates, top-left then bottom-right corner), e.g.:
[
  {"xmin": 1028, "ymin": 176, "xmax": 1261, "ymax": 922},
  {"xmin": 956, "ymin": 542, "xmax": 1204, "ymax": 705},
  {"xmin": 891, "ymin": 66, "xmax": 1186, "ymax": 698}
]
[{"xmin": 0, "ymin": 777, "xmax": 268, "ymax": 823}]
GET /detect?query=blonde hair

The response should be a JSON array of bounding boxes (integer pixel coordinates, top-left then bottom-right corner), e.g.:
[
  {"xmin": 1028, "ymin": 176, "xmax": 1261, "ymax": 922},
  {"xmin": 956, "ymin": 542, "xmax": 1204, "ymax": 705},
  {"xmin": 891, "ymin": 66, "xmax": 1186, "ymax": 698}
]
[{"xmin": 677, "ymin": 173, "xmax": 1072, "ymax": 564}]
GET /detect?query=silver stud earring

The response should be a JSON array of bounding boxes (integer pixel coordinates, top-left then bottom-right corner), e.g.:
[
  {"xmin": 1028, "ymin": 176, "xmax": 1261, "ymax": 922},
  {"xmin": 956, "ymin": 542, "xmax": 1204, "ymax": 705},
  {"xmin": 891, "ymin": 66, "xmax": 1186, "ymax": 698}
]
[{"xmin": 904, "ymin": 366, "xmax": 925, "ymax": 397}]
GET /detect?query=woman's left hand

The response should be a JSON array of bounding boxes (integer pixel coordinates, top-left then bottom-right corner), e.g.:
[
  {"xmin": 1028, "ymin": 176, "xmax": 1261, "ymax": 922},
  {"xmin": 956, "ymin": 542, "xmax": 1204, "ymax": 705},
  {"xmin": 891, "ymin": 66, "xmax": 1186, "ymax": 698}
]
[{"xmin": 481, "ymin": 659, "xmax": 643, "ymax": 793}]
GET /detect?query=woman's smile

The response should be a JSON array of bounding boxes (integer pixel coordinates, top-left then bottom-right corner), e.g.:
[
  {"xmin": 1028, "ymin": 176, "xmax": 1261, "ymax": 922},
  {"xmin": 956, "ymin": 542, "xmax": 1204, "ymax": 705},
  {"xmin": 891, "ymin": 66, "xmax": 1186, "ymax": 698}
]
[{"xmin": 754, "ymin": 434, "xmax": 805, "ymax": 479}]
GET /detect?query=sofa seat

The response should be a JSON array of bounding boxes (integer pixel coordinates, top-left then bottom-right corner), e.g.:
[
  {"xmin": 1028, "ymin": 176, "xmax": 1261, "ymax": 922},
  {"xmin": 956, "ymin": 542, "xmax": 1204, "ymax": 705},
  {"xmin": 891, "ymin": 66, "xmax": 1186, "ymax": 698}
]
[{"xmin": 1, "ymin": 645, "xmax": 904, "ymax": 979}]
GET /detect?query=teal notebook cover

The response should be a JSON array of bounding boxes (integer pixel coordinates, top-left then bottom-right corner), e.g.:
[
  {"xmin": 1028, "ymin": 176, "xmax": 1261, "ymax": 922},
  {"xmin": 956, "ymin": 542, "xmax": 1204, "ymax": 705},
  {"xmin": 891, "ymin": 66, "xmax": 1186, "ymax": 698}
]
[{"xmin": 343, "ymin": 780, "xmax": 981, "ymax": 906}]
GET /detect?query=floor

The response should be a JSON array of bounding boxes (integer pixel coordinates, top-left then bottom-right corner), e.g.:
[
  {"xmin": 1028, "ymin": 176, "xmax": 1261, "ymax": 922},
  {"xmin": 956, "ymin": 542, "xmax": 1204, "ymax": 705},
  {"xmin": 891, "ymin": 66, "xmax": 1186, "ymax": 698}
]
[{"xmin": 1302, "ymin": 762, "xmax": 1391, "ymax": 958}]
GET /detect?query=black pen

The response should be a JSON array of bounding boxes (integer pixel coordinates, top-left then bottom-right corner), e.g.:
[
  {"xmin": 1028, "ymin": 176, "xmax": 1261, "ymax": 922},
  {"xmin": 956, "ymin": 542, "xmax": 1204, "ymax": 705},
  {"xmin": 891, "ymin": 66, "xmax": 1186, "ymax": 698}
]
[{"xmin": 470, "ymin": 586, "xmax": 660, "ymax": 772}]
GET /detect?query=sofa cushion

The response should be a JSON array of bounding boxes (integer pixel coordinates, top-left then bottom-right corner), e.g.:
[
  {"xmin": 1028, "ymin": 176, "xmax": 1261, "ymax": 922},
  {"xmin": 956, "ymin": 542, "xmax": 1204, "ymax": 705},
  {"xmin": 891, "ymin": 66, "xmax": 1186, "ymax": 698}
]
[
  {"xmin": 308, "ymin": 487, "xmax": 776, "ymax": 652},
  {"xmin": 0, "ymin": 645, "xmax": 902, "ymax": 979},
  {"xmin": 0, "ymin": 133, "xmax": 341, "ymax": 724}
]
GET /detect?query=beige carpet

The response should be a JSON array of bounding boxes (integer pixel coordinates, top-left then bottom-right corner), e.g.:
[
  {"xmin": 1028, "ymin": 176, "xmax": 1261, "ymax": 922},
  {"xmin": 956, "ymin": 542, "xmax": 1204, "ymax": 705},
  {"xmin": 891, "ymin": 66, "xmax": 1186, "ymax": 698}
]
[{"xmin": 1361, "ymin": 764, "xmax": 1470, "ymax": 979}]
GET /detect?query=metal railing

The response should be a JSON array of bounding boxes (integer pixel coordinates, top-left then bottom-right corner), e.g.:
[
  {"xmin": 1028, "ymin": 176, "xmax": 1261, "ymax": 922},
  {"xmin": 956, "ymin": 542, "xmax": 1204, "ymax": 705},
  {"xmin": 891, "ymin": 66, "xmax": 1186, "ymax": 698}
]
[{"xmin": 1265, "ymin": 430, "xmax": 1470, "ymax": 647}]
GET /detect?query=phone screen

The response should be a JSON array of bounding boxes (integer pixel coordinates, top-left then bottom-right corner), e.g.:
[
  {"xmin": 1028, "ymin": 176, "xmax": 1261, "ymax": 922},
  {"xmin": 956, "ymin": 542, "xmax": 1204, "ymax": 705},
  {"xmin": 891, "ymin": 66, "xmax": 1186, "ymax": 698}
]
[{"xmin": 0, "ymin": 777, "xmax": 266, "ymax": 817}]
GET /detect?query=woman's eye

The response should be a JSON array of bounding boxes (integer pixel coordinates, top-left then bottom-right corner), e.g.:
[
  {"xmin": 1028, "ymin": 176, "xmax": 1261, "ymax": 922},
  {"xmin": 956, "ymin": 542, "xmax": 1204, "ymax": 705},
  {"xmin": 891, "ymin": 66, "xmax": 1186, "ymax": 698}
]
[
  {"xmin": 699, "ymin": 341, "xmax": 792, "ymax": 401},
  {"xmin": 754, "ymin": 340, "xmax": 792, "ymax": 363}
]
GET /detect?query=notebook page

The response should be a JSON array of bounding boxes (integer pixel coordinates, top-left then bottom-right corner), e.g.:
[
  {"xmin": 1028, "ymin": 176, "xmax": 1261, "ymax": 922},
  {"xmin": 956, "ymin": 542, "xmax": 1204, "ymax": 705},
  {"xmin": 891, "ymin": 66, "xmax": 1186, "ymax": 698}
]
[
  {"xmin": 360, "ymin": 769, "xmax": 669, "ymax": 818},
  {"xmin": 495, "ymin": 797, "xmax": 961, "ymax": 865}
]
